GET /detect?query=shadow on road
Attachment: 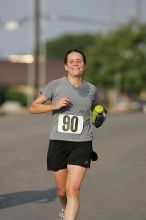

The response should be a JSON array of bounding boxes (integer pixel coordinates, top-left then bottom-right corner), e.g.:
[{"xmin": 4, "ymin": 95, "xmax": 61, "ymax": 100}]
[{"xmin": 0, "ymin": 188, "xmax": 57, "ymax": 209}]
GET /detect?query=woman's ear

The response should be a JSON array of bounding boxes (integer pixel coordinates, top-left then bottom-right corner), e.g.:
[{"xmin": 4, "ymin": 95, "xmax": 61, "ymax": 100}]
[{"xmin": 64, "ymin": 64, "xmax": 68, "ymax": 72}]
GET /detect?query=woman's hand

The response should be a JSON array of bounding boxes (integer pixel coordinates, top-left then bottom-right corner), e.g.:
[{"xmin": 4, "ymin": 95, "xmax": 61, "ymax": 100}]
[{"xmin": 53, "ymin": 97, "xmax": 70, "ymax": 110}]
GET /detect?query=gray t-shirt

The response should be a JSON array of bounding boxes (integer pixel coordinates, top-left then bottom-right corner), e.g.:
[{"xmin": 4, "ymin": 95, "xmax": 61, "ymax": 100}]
[{"xmin": 40, "ymin": 76, "xmax": 97, "ymax": 142}]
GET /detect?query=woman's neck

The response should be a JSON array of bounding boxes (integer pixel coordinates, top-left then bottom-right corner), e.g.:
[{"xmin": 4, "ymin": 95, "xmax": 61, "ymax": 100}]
[{"xmin": 67, "ymin": 75, "xmax": 83, "ymax": 87}]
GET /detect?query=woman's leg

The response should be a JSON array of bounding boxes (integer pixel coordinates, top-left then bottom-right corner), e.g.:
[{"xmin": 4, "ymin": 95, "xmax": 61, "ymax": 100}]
[
  {"xmin": 65, "ymin": 165, "xmax": 87, "ymax": 220},
  {"xmin": 53, "ymin": 168, "xmax": 68, "ymax": 211}
]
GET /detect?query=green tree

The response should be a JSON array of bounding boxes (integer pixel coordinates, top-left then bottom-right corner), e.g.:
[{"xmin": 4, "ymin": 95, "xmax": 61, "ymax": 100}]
[
  {"xmin": 45, "ymin": 24, "xmax": 146, "ymax": 96},
  {"xmin": 85, "ymin": 24, "xmax": 146, "ymax": 96},
  {"xmin": 46, "ymin": 33, "xmax": 96, "ymax": 60}
]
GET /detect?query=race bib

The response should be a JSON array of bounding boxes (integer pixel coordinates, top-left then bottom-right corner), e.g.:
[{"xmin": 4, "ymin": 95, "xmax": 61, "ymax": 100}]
[{"xmin": 58, "ymin": 114, "xmax": 83, "ymax": 134}]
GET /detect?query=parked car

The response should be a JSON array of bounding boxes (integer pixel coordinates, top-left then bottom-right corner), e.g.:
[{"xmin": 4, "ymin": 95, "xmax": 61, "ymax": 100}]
[
  {"xmin": 130, "ymin": 99, "xmax": 146, "ymax": 113},
  {"xmin": 115, "ymin": 97, "xmax": 130, "ymax": 113}
]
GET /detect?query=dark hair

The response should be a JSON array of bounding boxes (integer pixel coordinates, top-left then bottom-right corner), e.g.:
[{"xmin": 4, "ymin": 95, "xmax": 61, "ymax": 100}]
[{"xmin": 64, "ymin": 49, "xmax": 87, "ymax": 65}]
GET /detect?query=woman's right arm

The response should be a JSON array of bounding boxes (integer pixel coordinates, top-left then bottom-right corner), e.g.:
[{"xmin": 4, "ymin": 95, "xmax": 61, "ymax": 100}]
[
  {"xmin": 29, "ymin": 95, "xmax": 54, "ymax": 114},
  {"xmin": 29, "ymin": 95, "xmax": 70, "ymax": 114}
]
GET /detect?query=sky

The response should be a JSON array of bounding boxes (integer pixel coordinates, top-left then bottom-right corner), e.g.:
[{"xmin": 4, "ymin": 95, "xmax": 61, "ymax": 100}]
[{"xmin": 0, "ymin": 0, "xmax": 146, "ymax": 59}]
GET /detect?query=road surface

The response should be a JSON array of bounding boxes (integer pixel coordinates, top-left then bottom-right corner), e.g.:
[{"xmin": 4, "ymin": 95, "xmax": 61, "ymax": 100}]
[{"xmin": 0, "ymin": 112, "xmax": 146, "ymax": 220}]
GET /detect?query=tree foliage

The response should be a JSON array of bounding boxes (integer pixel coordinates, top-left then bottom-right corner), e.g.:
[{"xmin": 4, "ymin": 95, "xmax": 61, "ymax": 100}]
[
  {"xmin": 46, "ymin": 24, "xmax": 146, "ymax": 96},
  {"xmin": 86, "ymin": 24, "xmax": 146, "ymax": 96},
  {"xmin": 46, "ymin": 33, "xmax": 95, "ymax": 60}
]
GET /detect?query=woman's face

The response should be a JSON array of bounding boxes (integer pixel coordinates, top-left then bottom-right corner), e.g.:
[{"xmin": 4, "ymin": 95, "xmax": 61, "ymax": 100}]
[{"xmin": 65, "ymin": 52, "xmax": 86, "ymax": 77}]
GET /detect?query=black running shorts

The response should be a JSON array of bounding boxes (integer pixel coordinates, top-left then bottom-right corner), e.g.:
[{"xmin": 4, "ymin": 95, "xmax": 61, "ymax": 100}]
[{"xmin": 47, "ymin": 140, "xmax": 93, "ymax": 172}]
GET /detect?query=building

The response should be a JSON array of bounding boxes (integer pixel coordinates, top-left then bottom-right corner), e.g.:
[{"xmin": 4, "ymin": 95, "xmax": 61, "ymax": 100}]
[{"xmin": 0, "ymin": 60, "xmax": 65, "ymax": 86}]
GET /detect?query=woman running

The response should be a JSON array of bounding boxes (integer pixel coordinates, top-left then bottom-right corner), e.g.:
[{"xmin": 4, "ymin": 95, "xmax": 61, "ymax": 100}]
[{"xmin": 29, "ymin": 49, "xmax": 98, "ymax": 220}]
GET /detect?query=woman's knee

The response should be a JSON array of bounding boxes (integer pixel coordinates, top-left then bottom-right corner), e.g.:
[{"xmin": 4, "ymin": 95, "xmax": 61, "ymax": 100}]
[
  {"xmin": 56, "ymin": 187, "xmax": 66, "ymax": 198},
  {"xmin": 66, "ymin": 185, "xmax": 80, "ymax": 197}
]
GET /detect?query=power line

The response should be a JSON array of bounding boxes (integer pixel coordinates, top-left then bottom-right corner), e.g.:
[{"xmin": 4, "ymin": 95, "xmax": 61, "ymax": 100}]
[{"xmin": 44, "ymin": 14, "xmax": 110, "ymax": 26}]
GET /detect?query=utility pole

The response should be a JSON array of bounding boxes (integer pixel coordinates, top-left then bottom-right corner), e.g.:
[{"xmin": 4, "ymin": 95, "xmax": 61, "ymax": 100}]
[
  {"xmin": 134, "ymin": 0, "xmax": 142, "ymax": 24},
  {"xmin": 39, "ymin": 0, "xmax": 46, "ymax": 88},
  {"xmin": 27, "ymin": 0, "xmax": 45, "ymax": 105},
  {"xmin": 109, "ymin": 0, "xmax": 117, "ymax": 30},
  {"xmin": 33, "ymin": 0, "xmax": 41, "ymax": 95}
]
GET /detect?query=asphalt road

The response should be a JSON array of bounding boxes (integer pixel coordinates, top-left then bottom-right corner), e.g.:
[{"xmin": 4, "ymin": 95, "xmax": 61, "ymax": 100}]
[{"xmin": 0, "ymin": 112, "xmax": 146, "ymax": 220}]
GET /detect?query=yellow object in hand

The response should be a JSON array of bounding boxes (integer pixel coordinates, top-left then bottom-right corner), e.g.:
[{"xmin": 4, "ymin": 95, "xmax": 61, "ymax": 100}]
[{"xmin": 91, "ymin": 105, "xmax": 104, "ymax": 124}]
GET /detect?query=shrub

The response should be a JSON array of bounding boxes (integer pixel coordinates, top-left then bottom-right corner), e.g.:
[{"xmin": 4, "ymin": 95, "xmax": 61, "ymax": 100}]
[{"xmin": 0, "ymin": 86, "xmax": 27, "ymax": 107}]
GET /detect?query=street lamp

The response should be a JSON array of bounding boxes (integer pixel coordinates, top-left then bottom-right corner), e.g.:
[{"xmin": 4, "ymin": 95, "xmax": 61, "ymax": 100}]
[{"xmin": 4, "ymin": 21, "xmax": 19, "ymax": 31}]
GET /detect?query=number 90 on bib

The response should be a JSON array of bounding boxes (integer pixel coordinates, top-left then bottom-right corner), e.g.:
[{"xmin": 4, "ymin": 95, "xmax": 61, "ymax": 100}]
[{"xmin": 58, "ymin": 114, "xmax": 83, "ymax": 134}]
